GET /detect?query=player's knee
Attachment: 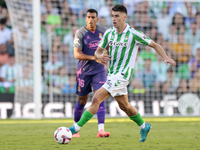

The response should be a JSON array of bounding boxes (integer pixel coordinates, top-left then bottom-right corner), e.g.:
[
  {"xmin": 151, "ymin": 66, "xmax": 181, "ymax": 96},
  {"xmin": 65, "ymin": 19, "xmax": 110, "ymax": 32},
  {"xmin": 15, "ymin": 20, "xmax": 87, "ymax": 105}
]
[
  {"xmin": 119, "ymin": 103, "xmax": 129, "ymax": 112},
  {"xmin": 91, "ymin": 95, "xmax": 101, "ymax": 106},
  {"xmin": 78, "ymin": 98, "xmax": 87, "ymax": 105}
]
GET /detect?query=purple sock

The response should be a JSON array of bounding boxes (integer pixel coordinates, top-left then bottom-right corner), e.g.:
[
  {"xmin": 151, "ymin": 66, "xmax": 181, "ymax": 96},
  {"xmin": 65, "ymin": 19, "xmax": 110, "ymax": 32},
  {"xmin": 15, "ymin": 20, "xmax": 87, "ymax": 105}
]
[
  {"xmin": 97, "ymin": 101, "xmax": 106, "ymax": 124},
  {"xmin": 74, "ymin": 101, "xmax": 85, "ymax": 123}
]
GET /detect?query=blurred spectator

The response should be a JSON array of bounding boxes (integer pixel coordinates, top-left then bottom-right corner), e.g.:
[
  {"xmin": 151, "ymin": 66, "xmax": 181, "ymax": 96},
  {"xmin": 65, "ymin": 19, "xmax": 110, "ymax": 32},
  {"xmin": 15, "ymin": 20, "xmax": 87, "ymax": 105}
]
[
  {"xmin": 148, "ymin": 26, "xmax": 159, "ymax": 42},
  {"xmin": 99, "ymin": 16, "xmax": 107, "ymax": 27},
  {"xmin": 99, "ymin": 0, "xmax": 113, "ymax": 17},
  {"xmin": 133, "ymin": 9, "xmax": 152, "ymax": 35},
  {"xmin": 84, "ymin": 0, "xmax": 105, "ymax": 11},
  {"xmin": 171, "ymin": 33, "xmax": 191, "ymax": 68},
  {"xmin": 188, "ymin": 47, "xmax": 200, "ymax": 78},
  {"xmin": 157, "ymin": 7, "xmax": 173, "ymax": 39},
  {"xmin": 52, "ymin": 36, "xmax": 62, "ymax": 53},
  {"xmin": 6, "ymin": 34, "xmax": 14, "ymax": 55},
  {"xmin": 0, "ymin": 54, "xmax": 22, "ymax": 93},
  {"xmin": 54, "ymin": 18, "xmax": 70, "ymax": 36},
  {"xmin": 67, "ymin": 12, "xmax": 84, "ymax": 27},
  {"xmin": 135, "ymin": 59, "xmax": 157, "ymax": 91},
  {"xmin": 0, "ymin": 44, "xmax": 8, "ymax": 67},
  {"xmin": 57, "ymin": 43, "xmax": 77, "ymax": 73},
  {"xmin": 0, "ymin": 17, "xmax": 12, "ymax": 44},
  {"xmin": 3, "ymin": 8, "xmax": 12, "ymax": 29},
  {"xmin": 165, "ymin": 24, "xmax": 177, "ymax": 43},
  {"xmin": 41, "ymin": 22, "xmax": 48, "ymax": 51},
  {"xmin": 162, "ymin": 67, "xmax": 179, "ymax": 92},
  {"xmin": 184, "ymin": 21, "xmax": 200, "ymax": 56},
  {"xmin": 63, "ymin": 24, "xmax": 78, "ymax": 52},
  {"xmin": 195, "ymin": 12, "xmax": 200, "ymax": 31},
  {"xmin": 171, "ymin": 12, "xmax": 185, "ymax": 34},
  {"xmin": 41, "ymin": 0, "xmax": 59, "ymax": 15},
  {"xmin": 176, "ymin": 79, "xmax": 189, "ymax": 93},
  {"xmin": 151, "ymin": 54, "xmax": 169, "ymax": 83},
  {"xmin": 168, "ymin": 2, "xmax": 187, "ymax": 16},
  {"xmin": 123, "ymin": 0, "xmax": 142, "ymax": 17},
  {"xmin": 128, "ymin": 78, "xmax": 145, "ymax": 94},
  {"xmin": 43, "ymin": 53, "xmax": 63, "ymax": 82},
  {"xmin": 53, "ymin": 67, "xmax": 69, "ymax": 94},
  {"xmin": 149, "ymin": 1, "xmax": 170, "ymax": 18},
  {"xmin": 133, "ymin": 52, "xmax": 144, "ymax": 74},
  {"xmin": 138, "ymin": 46, "xmax": 157, "ymax": 62},
  {"xmin": 98, "ymin": 0, "xmax": 113, "ymax": 28},
  {"xmin": 156, "ymin": 33, "xmax": 165, "ymax": 46},
  {"xmin": 189, "ymin": 68, "xmax": 200, "ymax": 92},
  {"xmin": 17, "ymin": 65, "xmax": 33, "ymax": 93},
  {"xmin": 62, "ymin": 73, "xmax": 76, "ymax": 94},
  {"xmin": 162, "ymin": 40, "xmax": 172, "ymax": 56},
  {"xmin": 68, "ymin": 0, "xmax": 85, "ymax": 19},
  {"xmin": 45, "ymin": 3, "xmax": 61, "ymax": 25},
  {"xmin": 184, "ymin": 3, "xmax": 196, "ymax": 28},
  {"xmin": 60, "ymin": 1, "xmax": 70, "ymax": 19}
]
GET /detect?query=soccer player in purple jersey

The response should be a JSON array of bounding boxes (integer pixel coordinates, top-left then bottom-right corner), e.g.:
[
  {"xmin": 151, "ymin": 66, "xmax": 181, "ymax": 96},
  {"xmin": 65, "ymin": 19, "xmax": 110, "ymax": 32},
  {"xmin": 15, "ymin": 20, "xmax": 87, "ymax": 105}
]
[{"xmin": 72, "ymin": 9, "xmax": 110, "ymax": 137}]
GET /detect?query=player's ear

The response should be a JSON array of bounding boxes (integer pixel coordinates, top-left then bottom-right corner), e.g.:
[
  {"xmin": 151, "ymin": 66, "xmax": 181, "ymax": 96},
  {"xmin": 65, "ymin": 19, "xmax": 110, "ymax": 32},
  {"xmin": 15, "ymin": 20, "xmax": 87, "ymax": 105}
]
[
  {"xmin": 97, "ymin": 17, "xmax": 99, "ymax": 22},
  {"xmin": 124, "ymin": 14, "xmax": 127, "ymax": 21}
]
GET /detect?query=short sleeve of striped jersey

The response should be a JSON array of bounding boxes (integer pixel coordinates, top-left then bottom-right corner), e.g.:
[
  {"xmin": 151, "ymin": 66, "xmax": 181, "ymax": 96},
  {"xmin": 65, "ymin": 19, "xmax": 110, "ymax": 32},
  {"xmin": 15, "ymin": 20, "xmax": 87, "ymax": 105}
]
[
  {"xmin": 73, "ymin": 29, "xmax": 83, "ymax": 49},
  {"xmin": 98, "ymin": 29, "xmax": 111, "ymax": 49},
  {"xmin": 133, "ymin": 30, "xmax": 152, "ymax": 45}
]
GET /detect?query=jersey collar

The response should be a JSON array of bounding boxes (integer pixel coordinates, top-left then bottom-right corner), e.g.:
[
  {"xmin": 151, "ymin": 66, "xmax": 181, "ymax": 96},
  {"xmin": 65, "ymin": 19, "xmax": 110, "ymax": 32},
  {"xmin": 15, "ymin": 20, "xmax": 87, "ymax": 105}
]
[{"xmin": 114, "ymin": 23, "xmax": 130, "ymax": 34}]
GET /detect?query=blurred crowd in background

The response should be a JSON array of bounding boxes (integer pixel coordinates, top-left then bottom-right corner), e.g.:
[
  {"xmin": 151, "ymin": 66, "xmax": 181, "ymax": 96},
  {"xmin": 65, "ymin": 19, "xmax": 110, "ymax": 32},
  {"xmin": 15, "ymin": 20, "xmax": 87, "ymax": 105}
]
[{"xmin": 0, "ymin": 0, "xmax": 200, "ymax": 94}]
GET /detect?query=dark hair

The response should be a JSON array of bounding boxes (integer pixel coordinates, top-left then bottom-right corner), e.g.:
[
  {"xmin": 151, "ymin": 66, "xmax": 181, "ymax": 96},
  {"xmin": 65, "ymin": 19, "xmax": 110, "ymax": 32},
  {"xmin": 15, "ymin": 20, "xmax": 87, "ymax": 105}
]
[
  {"xmin": 87, "ymin": 9, "xmax": 98, "ymax": 17},
  {"xmin": 167, "ymin": 67, "xmax": 174, "ymax": 73},
  {"xmin": 196, "ymin": 12, "xmax": 200, "ymax": 17},
  {"xmin": 112, "ymin": 5, "xmax": 127, "ymax": 15},
  {"xmin": 172, "ymin": 13, "xmax": 184, "ymax": 26},
  {"xmin": 9, "ymin": 53, "xmax": 15, "ymax": 57},
  {"xmin": 0, "ymin": 17, "xmax": 7, "ymax": 25}
]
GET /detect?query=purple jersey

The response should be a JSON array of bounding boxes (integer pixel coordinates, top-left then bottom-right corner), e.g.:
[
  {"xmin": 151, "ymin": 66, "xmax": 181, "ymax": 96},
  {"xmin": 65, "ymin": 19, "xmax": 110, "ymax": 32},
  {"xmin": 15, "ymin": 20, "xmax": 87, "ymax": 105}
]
[{"xmin": 74, "ymin": 25, "xmax": 106, "ymax": 75}]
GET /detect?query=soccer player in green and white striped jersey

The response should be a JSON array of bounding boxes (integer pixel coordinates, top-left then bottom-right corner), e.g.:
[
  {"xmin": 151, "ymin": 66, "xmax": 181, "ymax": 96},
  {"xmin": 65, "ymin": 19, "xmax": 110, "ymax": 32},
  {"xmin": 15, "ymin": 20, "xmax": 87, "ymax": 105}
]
[{"xmin": 69, "ymin": 5, "xmax": 176, "ymax": 142}]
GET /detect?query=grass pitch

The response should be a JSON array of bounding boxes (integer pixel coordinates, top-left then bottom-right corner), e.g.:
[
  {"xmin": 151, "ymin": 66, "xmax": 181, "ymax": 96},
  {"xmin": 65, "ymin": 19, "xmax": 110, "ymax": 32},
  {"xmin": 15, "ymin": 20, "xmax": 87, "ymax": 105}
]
[{"xmin": 0, "ymin": 117, "xmax": 200, "ymax": 150}]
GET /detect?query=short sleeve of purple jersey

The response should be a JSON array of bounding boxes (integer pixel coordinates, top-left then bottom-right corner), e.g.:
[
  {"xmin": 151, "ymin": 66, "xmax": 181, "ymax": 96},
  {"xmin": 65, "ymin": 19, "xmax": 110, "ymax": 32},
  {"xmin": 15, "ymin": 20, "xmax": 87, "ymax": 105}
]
[{"xmin": 74, "ymin": 29, "xmax": 84, "ymax": 49}]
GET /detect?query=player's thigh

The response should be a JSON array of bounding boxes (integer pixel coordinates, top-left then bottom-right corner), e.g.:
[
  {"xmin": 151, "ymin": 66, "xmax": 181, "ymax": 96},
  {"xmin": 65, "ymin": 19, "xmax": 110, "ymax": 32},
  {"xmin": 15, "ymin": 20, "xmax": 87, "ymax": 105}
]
[
  {"xmin": 76, "ymin": 74, "xmax": 92, "ymax": 96},
  {"xmin": 114, "ymin": 94, "xmax": 129, "ymax": 108},
  {"xmin": 92, "ymin": 87, "xmax": 111, "ymax": 105},
  {"xmin": 92, "ymin": 71, "xmax": 107, "ymax": 91}
]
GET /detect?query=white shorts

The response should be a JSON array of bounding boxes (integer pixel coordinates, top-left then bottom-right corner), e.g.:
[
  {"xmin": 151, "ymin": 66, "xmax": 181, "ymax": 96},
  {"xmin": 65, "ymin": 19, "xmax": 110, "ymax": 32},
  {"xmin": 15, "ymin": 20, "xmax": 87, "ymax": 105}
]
[{"xmin": 102, "ymin": 73, "xmax": 129, "ymax": 97}]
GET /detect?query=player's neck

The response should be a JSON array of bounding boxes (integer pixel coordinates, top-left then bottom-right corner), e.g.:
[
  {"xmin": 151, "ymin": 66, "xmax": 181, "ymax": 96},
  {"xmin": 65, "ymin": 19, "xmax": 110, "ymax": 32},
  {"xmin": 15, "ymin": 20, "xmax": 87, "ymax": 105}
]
[
  {"xmin": 116, "ymin": 23, "xmax": 126, "ymax": 34},
  {"xmin": 86, "ymin": 25, "xmax": 97, "ymax": 32}
]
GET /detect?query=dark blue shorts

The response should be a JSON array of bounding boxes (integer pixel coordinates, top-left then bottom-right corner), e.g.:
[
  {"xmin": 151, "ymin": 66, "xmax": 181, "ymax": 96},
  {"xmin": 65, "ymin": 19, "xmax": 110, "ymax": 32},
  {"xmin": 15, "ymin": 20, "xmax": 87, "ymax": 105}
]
[{"xmin": 76, "ymin": 71, "xmax": 106, "ymax": 96}]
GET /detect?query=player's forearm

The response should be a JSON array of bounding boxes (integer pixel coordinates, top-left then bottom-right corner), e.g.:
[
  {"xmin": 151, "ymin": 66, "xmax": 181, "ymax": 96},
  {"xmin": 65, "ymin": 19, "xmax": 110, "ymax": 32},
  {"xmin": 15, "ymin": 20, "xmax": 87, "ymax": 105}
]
[
  {"xmin": 151, "ymin": 42, "xmax": 168, "ymax": 59},
  {"xmin": 94, "ymin": 47, "xmax": 104, "ymax": 59},
  {"xmin": 74, "ymin": 52, "xmax": 95, "ymax": 61}
]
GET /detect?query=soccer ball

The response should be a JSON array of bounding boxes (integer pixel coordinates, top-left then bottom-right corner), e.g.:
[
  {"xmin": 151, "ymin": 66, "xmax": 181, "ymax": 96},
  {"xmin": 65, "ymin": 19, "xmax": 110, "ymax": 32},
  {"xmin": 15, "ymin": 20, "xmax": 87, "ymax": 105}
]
[{"xmin": 54, "ymin": 127, "xmax": 72, "ymax": 144}]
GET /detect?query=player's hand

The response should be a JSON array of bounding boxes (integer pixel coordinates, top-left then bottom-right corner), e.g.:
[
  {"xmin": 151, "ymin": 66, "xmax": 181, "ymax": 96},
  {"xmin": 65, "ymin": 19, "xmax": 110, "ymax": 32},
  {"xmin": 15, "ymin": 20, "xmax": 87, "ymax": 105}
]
[
  {"xmin": 164, "ymin": 57, "xmax": 176, "ymax": 67},
  {"xmin": 99, "ymin": 52, "xmax": 110, "ymax": 65}
]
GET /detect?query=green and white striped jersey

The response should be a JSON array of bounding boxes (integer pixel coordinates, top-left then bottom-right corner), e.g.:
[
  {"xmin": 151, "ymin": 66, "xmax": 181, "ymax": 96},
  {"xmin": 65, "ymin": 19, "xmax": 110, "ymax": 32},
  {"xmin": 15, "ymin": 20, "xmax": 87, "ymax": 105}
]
[{"xmin": 98, "ymin": 24, "xmax": 152, "ymax": 81}]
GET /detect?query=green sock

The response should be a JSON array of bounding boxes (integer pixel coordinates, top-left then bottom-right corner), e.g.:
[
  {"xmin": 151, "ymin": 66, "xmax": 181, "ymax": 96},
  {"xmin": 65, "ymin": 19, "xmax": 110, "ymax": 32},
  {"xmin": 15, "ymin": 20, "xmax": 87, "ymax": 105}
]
[
  {"xmin": 77, "ymin": 110, "xmax": 94, "ymax": 127},
  {"xmin": 129, "ymin": 113, "xmax": 144, "ymax": 126}
]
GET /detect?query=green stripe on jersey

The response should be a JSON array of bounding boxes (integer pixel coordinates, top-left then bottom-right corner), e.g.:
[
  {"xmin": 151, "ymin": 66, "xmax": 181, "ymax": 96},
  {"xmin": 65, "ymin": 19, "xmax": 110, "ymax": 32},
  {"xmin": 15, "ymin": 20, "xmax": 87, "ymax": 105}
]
[
  {"xmin": 133, "ymin": 34, "xmax": 150, "ymax": 45},
  {"xmin": 114, "ymin": 31, "xmax": 130, "ymax": 75},
  {"xmin": 108, "ymin": 30, "xmax": 116, "ymax": 75},
  {"xmin": 122, "ymin": 36, "xmax": 136, "ymax": 74},
  {"xmin": 128, "ymin": 68, "xmax": 134, "ymax": 81},
  {"xmin": 109, "ymin": 33, "xmax": 122, "ymax": 74},
  {"xmin": 101, "ymin": 31, "xmax": 111, "ymax": 48},
  {"xmin": 124, "ymin": 67, "xmax": 129, "ymax": 79}
]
